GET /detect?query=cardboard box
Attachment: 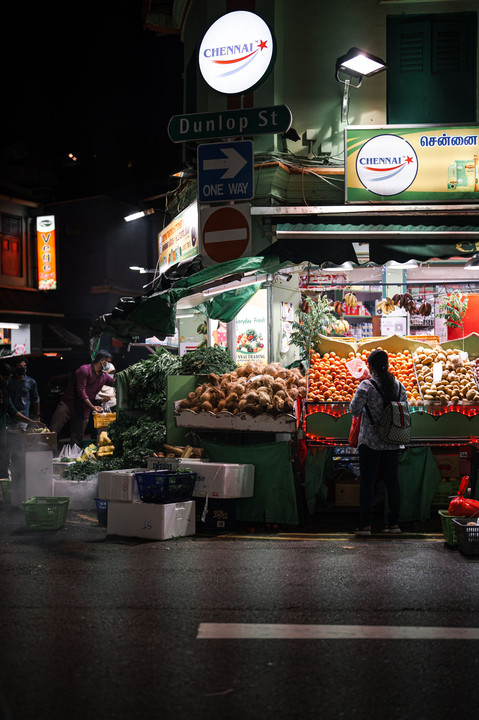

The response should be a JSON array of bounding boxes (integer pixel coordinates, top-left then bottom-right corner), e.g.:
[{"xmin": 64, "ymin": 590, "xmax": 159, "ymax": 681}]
[
  {"xmin": 335, "ymin": 483, "xmax": 360, "ymax": 507},
  {"xmin": 107, "ymin": 500, "xmax": 196, "ymax": 540},
  {"xmin": 98, "ymin": 468, "xmax": 145, "ymax": 502},
  {"xmin": 434, "ymin": 454, "xmax": 460, "ymax": 478},
  {"xmin": 196, "ymin": 498, "xmax": 236, "ymax": 533},
  {"xmin": 147, "ymin": 458, "xmax": 254, "ymax": 499}
]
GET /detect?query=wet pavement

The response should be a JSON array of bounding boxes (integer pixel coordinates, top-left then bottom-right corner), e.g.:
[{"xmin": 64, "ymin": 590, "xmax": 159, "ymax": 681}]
[{"xmin": 1, "ymin": 499, "xmax": 477, "ymax": 720}]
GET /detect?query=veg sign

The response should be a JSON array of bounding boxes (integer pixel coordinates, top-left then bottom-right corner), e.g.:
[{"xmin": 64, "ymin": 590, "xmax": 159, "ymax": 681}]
[
  {"xmin": 346, "ymin": 124, "xmax": 479, "ymax": 203},
  {"xmin": 235, "ymin": 288, "xmax": 268, "ymax": 365}
]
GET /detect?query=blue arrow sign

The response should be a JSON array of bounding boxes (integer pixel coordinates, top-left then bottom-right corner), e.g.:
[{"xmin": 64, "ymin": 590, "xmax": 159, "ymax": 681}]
[{"xmin": 197, "ymin": 140, "xmax": 254, "ymax": 203}]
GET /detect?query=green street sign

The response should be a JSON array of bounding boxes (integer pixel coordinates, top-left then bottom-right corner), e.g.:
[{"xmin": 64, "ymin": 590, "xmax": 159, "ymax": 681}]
[{"xmin": 168, "ymin": 105, "xmax": 292, "ymax": 143}]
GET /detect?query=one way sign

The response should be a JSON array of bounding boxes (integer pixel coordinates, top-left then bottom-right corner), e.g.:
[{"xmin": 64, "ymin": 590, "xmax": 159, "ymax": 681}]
[{"xmin": 197, "ymin": 140, "xmax": 254, "ymax": 203}]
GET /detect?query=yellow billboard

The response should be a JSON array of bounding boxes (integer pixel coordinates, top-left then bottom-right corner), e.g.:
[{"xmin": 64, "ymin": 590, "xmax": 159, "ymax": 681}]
[{"xmin": 346, "ymin": 125, "xmax": 479, "ymax": 203}]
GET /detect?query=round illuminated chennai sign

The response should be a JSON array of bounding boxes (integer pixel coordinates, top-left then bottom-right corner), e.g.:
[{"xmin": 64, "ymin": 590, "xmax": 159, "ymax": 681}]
[
  {"xmin": 356, "ymin": 134, "xmax": 418, "ymax": 196},
  {"xmin": 199, "ymin": 11, "xmax": 275, "ymax": 95}
]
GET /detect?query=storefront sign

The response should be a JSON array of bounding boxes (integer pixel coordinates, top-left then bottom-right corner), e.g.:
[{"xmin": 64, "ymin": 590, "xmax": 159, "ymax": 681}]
[
  {"xmin": 36, "ymin": 215, "xmax": 57, "ymax": 290},
  {"xmin": 346, "ymin": 125, "xmax": 479, "ymax": 203},
  {"xmin": 168, "ymin": 105, "xmax": 291, "ymax": 143},
  {"xmin": 199, "ymin": 11, "xmax": 274, "ymax": 94},
  {"xmin": 235, "ymin": 288, "xmax": 268, "ymax": 365},
  {"xmin": 158, "ymin": 202, "xmax": 199, "ymax": 272},
  {"xmin": 200, "ymin": 203, "xmax": 251, "ymax": 265}
]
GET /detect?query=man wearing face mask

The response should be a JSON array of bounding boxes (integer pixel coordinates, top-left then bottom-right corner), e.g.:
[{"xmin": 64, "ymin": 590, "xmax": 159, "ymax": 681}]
[
  {"xmin": 8, "ymin": 358, "xmax": 41, "ymax": 420},
  {"xmin": 50, "ymin": 350, "xmax": 115, "ymax": 447}
]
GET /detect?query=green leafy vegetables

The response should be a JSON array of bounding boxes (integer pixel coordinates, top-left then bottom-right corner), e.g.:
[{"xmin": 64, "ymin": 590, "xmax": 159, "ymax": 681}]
[
  {"xmin": 115, "ymin": 348, "xmax": 181, "ymax": 412},
  {"xmin": 179, "ymin": 346, "xmax": 236, "ymax": 376}
]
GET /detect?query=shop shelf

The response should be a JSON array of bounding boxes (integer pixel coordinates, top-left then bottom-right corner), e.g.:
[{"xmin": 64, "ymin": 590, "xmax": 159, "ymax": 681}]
[{"xmin": 22, "ymin": 497, "xmax": 70, "ymax": 531}]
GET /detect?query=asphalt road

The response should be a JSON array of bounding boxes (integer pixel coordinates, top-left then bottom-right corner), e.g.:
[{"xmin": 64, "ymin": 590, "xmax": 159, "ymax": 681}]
[{"xmin": 1, "ymin": 501, "xmax": 478, "ymax": 720}]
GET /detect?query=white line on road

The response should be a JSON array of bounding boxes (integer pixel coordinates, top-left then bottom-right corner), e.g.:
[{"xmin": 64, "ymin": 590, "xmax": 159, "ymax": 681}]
[{"xmin": 197, "ymin": 623, "xmax": 479, "ymax": 640}]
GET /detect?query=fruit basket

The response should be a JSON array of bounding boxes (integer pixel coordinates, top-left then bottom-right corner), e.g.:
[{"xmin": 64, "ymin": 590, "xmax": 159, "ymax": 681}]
[
  {"xmin": 0, "ymin": 478, "xmax": 11, "ymax": 503},
  {"xmin": 452, "ymin": 519, "xmax": 479, "ymax": 556},
  {"xmin": 135, "ymin": 470, "xmax": 197, "ymax": 504},
  {"xmin": 22, "ymin": 497, "xmax": 70, "ymax": 531},
  {"xmin": 438, "ymin": 510, "xmax": 465, "ymax": 547}
]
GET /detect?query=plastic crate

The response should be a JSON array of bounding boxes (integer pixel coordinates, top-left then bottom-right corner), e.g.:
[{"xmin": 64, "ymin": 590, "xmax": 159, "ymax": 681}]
[
  {"xmin": 95, "ymin": 498, "xmax": 108, "ymax": 527},
  {"xmin": 452, "ymin": 519, "xmax": 479, "ymax": 556},
  {"xmin": 22, "ymin": 497, "xmax": 70, "ymax": 531},
  {"xmin": 93, "ymin": 412, "xmax": 116, "ymax": 429},
  {"xmin": 135, "ymin": 470, "xmax": 197, "ymax": 504},
  {"xmin": 0, "ymin": 478, "xmax": 11, "ymax": 503},
  {"xmin": 438, "ymin": 510, "xmax": 465, "ymax": 547}
]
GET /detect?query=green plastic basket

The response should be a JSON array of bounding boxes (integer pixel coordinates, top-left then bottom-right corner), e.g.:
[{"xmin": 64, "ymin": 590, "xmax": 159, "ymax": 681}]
[
  {"xmin": 438, "ymin": 509, "xmax": 465, "ymax": 547},
  {"xmin": 22, "ymin": 497, "xmax": 70, "ymax": 531},
  {"xmin": 0, "ymin": 478, "xmax": 11, "ymax": 503}
]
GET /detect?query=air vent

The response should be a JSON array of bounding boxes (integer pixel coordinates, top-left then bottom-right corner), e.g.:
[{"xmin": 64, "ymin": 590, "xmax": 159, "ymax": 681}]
[
  {"xmin": 400, "ymin": 32, "xmax": 424, "ymax": 72},
  {"xmin": 436, "ymin": 30, "xmax": 461, "ymax": 72}
]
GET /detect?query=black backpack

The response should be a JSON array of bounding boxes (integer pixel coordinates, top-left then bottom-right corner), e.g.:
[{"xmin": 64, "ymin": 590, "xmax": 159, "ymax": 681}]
[{"xmin": 365, "ymin": 380, "xmax": 411, "ymax": 445}]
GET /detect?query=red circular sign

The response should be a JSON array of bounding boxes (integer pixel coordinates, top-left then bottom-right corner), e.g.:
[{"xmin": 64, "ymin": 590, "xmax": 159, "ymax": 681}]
[{"xmin": 202, "ymin": 206, "xmax": 250, "ymax": 263}]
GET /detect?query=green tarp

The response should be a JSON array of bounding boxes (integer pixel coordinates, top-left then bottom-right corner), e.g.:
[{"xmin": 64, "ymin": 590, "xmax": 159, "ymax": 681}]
[
  {"xmin": 304, "ymin": 445, "xmax": 441, "ymax": 523},
  {"xmin": 201, "ymin": 439, "xmax": 299, "ymax": 525},
  {"xmin": 196, "ymin": 283, "xmax": 262, "ymax": 323}
]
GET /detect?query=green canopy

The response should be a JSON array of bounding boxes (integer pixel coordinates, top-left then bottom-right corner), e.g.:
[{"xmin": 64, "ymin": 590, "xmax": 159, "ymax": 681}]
[{"xmin": 90, "ymin": 255, "xmax": 284, "ymax": 346}]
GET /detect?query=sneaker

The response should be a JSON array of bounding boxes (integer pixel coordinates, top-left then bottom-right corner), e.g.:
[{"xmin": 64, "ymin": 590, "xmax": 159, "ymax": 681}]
[
  {"xmin": 354, "ymin": 527, "xmax": 371, "ymax": 536},
  {"xmin": 384, "ymin": 525, "xmax": 401, "ymax": 534}
]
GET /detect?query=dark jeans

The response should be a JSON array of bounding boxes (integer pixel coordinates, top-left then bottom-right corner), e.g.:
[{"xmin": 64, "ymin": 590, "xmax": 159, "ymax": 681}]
[{"xmin": 358, "ymin": 444, "xmax": 401, "ymax": 528}]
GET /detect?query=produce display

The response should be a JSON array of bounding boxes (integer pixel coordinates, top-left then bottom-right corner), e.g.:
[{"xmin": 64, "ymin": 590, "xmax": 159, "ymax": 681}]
[
  {"xmin": 412, "ymin": 346, "xmax": 479, "ymax": 404},
  {"xmin": 307, "ymin": 349, "xmax": 420, "ymax": 404},
  {"xmin": 177, "ymin": 362, "xmax": 307, "ymax": 416}
]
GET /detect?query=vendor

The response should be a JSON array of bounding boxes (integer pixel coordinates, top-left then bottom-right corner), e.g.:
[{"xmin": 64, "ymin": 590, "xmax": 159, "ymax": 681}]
[
  {"xmin": 0, "ymin": 362, "xmax": 40, "ymax": 477},
  {"xmin": 50, "ymin": 350, "xmax": 115, "ymax": 447}
]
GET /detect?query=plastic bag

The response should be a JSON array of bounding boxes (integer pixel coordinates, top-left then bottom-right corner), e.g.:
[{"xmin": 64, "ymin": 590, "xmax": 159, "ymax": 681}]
[
  {"xmin": 58, "ymin": 443, "xmax": 82, "ymax": 459},
  {"xmin": 349, "ymin": 415, "xmax": 362, "ymax": 448},
  {"xmin": 448, "ymin": 475, "xmax": 479, "ymax": 517},
  {"xmin": 346, "ymin": 358, "xmax": 369, "ymax": 381}
]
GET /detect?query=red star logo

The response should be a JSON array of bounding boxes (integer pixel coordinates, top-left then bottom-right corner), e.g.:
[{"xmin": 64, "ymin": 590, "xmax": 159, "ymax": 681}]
[
  {"xmin": 258, "ymin": 39, "xmax": 268, "ymax": 50},
  {"xmin": 405, "ymin": 155, "xmax": 414, "ymax": 164}
]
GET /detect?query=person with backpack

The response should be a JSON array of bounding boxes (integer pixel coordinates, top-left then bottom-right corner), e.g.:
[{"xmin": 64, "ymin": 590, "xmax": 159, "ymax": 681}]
[{"xmin": 349, "ymin": 348, "xmax": 410, "ymax": 536}]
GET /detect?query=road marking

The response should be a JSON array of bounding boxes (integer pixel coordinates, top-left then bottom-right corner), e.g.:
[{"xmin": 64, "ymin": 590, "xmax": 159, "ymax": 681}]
[
  {"xmin": 212, "ymin": 533, "xmax": 444, "ymax": 542},
  {"xmin": 197, "ymin": 623, "xmax": 479, "ymax": 640}
]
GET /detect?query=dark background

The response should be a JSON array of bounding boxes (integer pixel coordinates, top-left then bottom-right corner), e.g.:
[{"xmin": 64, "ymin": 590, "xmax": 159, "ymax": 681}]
[{"xmin": 1, "ymin": 0, "xmax": 183, "ymax": 203}]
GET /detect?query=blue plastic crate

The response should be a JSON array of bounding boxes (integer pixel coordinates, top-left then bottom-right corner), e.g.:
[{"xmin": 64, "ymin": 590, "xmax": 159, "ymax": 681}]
[
  {"xmin": 135, "ymin": 470, "xmax": 197, "ymax": 504},
  {"xmin": 95, "ymin": 498, "xmax": 108, "ymax": 526}
]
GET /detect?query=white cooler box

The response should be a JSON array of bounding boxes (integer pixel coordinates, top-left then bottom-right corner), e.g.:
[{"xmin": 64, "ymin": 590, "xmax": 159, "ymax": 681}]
[
  {"xmin": 97, "ymin": 468, "xmax": 145, "ymax": 502},
  {"xmin": 147, "ymin": 458, "xmax": 254, "ymax": 498},
  {"xmin": 107, "ymin": 500, "xmax": 195, "ymax": 540}
]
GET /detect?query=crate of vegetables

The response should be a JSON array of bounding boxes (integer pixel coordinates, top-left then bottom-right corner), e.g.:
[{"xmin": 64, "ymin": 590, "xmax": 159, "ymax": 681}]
[{"xmin": 135, "ymin": 470, "xmax": 197, "ymax": 504}]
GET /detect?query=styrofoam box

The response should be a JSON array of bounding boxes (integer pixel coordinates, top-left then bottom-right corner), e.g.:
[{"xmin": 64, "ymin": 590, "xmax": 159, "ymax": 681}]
[
  {"xmin": 98, "ymin": 468, "xmax": 145, "ymax": 502},
  {"xmin": 53, "ymin": 476, "xmax": 98, "ymax": 510},
  {"xmin": 147, "ymin": 457, "xmax": 254, "ymax": 498},
  {"xmin": 107, "ymin": 500, "xmax": 196, "ymax": 540}
]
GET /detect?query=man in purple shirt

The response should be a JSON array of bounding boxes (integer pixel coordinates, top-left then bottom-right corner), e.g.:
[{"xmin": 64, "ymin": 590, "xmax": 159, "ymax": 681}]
[{"xmin": 50, "ymin": 350, "xmax": 115, "ymax": 447}]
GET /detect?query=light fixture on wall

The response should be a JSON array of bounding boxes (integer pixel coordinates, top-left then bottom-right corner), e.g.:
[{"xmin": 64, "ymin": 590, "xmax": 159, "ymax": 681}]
[
  {"xmin": 335, "ymin": 47, "xmax": 387, "ymax": 123},
  {"xmin": 124, "ymin": 208, "xmax": 156, "ymax": 222}
]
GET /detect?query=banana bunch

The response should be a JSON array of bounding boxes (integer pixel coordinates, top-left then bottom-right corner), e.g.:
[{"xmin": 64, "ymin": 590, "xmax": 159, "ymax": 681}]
[
  {"xmin": 333, "ymin": 319, "xmax": 350, "ymax": 334},
  {"xmin": 392, "ymin": 293, "xmax": 418, "ymax": 314},
  {"xmin": 333, "ymin": 300, "xmax": 343, "ymax": 316},
  {"xmin": 377, "ymin": 297, "xmax": 396, "ymax": 315},
  {"xmin": 344, "ymin": 292, "xmax": 358, "ymax": 308},
  {"xmin": 418, "ymin": 301, "xmax": 432, "ymax": 317}
]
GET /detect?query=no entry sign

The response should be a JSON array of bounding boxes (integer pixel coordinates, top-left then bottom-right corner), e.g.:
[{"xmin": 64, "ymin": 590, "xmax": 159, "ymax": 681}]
[{"xmin": 200, "ymin": 204, "xmax": 251, "ymax": 265}]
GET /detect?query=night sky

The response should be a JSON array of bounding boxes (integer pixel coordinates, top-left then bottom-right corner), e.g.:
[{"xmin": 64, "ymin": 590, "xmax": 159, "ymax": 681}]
[{"xmin": 1, "ymin": 1, "xmax": 183, "ymax": 202}]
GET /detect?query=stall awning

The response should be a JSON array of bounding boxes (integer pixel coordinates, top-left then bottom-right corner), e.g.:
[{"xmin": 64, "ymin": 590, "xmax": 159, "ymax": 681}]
[
  {"xmin": 0, "ymin": 288, "xmax": 64, "ymax": 323},
  {"xmin": 259, "ymin": 222, "xmax": 479, "ymax": 266},
  {"xmin": 89, "ymin": 255, "xmax": 285, "ymax": 347}
]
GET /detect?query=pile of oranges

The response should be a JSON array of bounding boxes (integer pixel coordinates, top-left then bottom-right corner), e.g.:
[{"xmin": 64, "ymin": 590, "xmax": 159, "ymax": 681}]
[{"xmin": 307, "ymin": 349, "xmax": 420, "ymax": 404}]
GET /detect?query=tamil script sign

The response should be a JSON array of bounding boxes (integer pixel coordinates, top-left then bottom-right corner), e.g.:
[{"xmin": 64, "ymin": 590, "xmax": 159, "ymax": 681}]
[{"xmin": 346, "ymin": 124, "xmax": 479, "ymax": 203}]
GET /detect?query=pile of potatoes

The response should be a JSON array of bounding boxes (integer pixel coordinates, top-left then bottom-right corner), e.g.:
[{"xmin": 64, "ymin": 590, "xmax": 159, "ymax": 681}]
[
  {"xmin": 412, "ymin": 346, "xmax": 479, "ymax": 403},
  {"xmin": 178, "ymin": 361, "xmax": 307, "ymax": 416}
]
